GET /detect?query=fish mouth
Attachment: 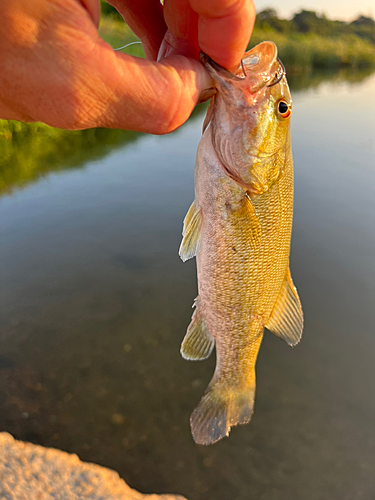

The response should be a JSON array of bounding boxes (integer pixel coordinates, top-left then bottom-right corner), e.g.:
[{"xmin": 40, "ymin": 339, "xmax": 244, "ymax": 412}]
[
  {"xmin": 200, "ymin": 53, "xmax": 242, "ymax": 82},
  {"xmin": 201, "ymin": 41, "xmax": 286, "ymax": 93}
]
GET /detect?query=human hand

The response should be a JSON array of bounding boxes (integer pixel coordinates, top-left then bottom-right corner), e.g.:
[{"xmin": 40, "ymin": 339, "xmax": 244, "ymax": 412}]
[{"xmin": 0, "ymin": 0, "xmax": 255, "ymax": 134}]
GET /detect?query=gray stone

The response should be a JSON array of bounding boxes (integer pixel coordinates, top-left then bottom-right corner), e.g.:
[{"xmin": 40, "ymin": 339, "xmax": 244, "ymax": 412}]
[{"xmin": 0, "ymin": 433, "xmax": 187, "ymax": 500}]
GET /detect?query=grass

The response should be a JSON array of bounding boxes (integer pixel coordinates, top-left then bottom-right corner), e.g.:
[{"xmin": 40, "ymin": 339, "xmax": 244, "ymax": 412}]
[
  {"xmin": 98, "ymin": 17, "xmax": 144, "ymax": 58},
  {"xmin": 98, "ymin": 16, "xmax": 375, "ymax": 73}
]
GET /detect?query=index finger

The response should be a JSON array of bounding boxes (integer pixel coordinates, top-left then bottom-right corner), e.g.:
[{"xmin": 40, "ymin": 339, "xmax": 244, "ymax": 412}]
[{"xmin": 190, "ymin": 0, "xmax": 255, "ymax": 71}]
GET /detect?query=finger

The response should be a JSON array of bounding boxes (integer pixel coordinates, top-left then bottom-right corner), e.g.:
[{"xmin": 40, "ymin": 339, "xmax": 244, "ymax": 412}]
[
  {"xmin": 161, "ymin": 0, "xmax": 200, "ymax": 60},
  {"xmin": 79, "ymin": 0, "xmax": 100, "ymax": 27},
  {"xmin": 0, "ymin": 0, "xmax": 213, "ymax": 133},
  {"xmin": 0, "ymin": 35, "xmax": 213, "ymax": 133},
  {"xmin": 70, "ymin": 40, "xmax": 213, "ymax": 133},
  {"xmin": 190, "ymin": 0, "xmax": 256, "ymax": 71},
  {"xmin": 106, "ymin": 0, "xmax": 167, "ymax": 60},
  {"xmin": 164, "ymin": 0, "xmax": 198, "ymax": 42}
]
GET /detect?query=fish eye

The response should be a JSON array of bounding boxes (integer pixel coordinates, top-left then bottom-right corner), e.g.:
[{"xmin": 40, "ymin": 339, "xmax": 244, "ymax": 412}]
[{"xmin": 277, "ymin": 99, "xmax": 291, "ymax": 119}]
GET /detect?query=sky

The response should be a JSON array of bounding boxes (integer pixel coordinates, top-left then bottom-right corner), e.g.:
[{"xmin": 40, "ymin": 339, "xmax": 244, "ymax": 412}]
[{"xmin": 254, "ymin": 0, "xmax": 375, "ymax": 21}]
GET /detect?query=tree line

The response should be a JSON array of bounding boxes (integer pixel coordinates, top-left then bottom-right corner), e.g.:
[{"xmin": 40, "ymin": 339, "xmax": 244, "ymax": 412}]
[{"xmin": 256, "ymin": 9, "xmax": 375, "ymax": 45}]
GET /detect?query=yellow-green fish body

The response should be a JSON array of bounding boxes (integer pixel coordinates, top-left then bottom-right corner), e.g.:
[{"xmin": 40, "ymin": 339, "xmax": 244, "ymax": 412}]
[{"xmin": 179, "ymin": 42, "xmax": 303, "ymax": 445}]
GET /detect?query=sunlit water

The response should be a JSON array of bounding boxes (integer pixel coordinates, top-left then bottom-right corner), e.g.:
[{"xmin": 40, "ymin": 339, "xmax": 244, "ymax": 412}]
[{"xmin": 1, "ymin": 72, "xmax": 375, "ymax": 499}]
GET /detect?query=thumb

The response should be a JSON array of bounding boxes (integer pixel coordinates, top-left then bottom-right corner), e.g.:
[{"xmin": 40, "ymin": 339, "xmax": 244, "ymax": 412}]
[
  {"xmin": 73, "ymin": 41, "xmax": 214, "ymax": 133},
  {"xmin": 0, "ymin": 0, "xmax": 213, "ymax": 134}
]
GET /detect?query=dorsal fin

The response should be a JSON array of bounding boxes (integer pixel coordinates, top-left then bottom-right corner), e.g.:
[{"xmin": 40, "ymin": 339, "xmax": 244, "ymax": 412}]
[
  {"xmin": 266, "ymin": 267, "xmax": 303, "ymax": 346},
  {"xmin": 181, "ymin": 299, "xmax": 214, "ymax": 361}
]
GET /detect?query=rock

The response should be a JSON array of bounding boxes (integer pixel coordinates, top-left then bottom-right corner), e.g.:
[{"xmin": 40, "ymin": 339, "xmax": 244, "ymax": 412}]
[
  {"xmin": 111, "ymin": 413, "xmax": 126, "ymax": 425},
  {"xmin": 0, "ymin": 432, "xmax": 187, "ymax": 500}
]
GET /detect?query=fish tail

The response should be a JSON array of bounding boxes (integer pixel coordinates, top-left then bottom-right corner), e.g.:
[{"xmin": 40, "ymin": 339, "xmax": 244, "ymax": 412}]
[{"xmin": 190, "ymin": 378, "xmax": 256, "ymax": 446}]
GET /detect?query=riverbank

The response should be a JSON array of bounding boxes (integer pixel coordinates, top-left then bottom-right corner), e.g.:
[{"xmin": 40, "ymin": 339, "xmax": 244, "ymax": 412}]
[
  {"xmin": 98, "ymin": 10, "xmax": 375, "ymax": 73},
  {"xmin": 252, "ymin": 9, "xmax": 375, "ymax": 72},
  {"xmin": 250, "ymin": 29, "xmax": 375, "ymax": 73},
  {"xmin": 0, "ymin": 432, "xmax": 186, "ymax": 500}
]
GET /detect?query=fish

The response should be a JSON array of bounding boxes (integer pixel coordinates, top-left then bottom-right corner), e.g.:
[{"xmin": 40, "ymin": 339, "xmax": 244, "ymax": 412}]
[{"xmin": 178, "ymin": 41, "xmax": 303, "ymax": 446}]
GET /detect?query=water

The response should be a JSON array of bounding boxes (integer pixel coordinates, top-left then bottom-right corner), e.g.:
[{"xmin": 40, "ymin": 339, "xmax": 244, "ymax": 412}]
[{"xmin": 0, "ymin": 71, "xmax": 375, "ymax": 499}]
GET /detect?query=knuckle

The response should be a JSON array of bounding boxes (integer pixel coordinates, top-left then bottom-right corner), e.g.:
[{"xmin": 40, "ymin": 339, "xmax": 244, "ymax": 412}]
[{"xmin": 151, "ymin": 69, "xmax": 187, "ymax": 135}]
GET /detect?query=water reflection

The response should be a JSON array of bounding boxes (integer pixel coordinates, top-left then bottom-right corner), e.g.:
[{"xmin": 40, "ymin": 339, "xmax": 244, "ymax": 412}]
[
  {"xmin": 0, "ymin": 70, "xmax": 374, "ymax": 500},
  {"xmin": 0, "ymin": 127, "xmax": 141, "ymax": 196},
  {"xmin": 287, "ymin": 65, "xmax": 374, "ymax": 91}
]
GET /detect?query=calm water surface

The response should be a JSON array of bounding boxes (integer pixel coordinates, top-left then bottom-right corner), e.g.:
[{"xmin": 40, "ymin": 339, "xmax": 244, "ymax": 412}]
[{"xmin": 0, "ymin": 72, "xmax": 375, "ymax": 499}]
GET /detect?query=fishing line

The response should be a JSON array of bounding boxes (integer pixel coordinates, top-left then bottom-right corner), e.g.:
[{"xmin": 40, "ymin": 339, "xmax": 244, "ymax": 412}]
[
  {"xmin": 240, "ymin": 60, "xmax": 247, "ymax": 77},
  {"xmin": 114, "ymin": 41, "xmax": 142, "ymax": 51}
]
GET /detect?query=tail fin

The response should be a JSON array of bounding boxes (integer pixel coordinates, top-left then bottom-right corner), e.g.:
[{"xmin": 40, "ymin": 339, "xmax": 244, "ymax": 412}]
[{"xmin": 190, "ymin": 380, "xmax": 256, "ymax": 445}]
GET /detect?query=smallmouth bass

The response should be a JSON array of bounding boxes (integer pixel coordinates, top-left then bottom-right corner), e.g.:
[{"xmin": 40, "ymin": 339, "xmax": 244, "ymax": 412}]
[{"xmin": 179, "ymin": 42, "xmax": 303, "ymax": 445}]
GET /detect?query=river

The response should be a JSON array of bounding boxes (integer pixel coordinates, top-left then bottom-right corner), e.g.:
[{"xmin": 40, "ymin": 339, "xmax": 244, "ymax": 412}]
[{"xmin": 0, "ymin": 69, "xmax": 374, "ymax": 499}]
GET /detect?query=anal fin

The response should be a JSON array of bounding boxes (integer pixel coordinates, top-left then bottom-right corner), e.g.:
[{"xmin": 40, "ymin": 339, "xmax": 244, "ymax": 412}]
[
  {"xmin": 179, "ymin": 200, "xmax": 202, "ymax": 262},
  {"xmin": 181, "ymin": 300, "xmax": 214, "ymax": 361},
  {"xmin": 266, "ymin": 267, "xmax": 304, "ymax": 346}
]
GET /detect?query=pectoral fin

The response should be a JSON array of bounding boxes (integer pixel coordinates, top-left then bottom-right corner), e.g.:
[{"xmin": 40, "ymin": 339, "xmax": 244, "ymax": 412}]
[
  {"xmin": 179, "ymin": 201, "xmax": 202, "ymax": 262},
  {"xmin": 243, "ymin": 194, "xmax": 262, "ymax": 248},
  {"xmin": 202, "ymin": 96, "xmax": 215, "ymax": 133},
  {"xmin": 181, "ymin": 300, "xmax": 214, "ymax": 361},
  {"xmin": 227, "ymin": 193, "xmax": 261, "ymax": 249},
  {"xmin": 266, "ymin": 267, "xmax": 303, "ymax": 346}
]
